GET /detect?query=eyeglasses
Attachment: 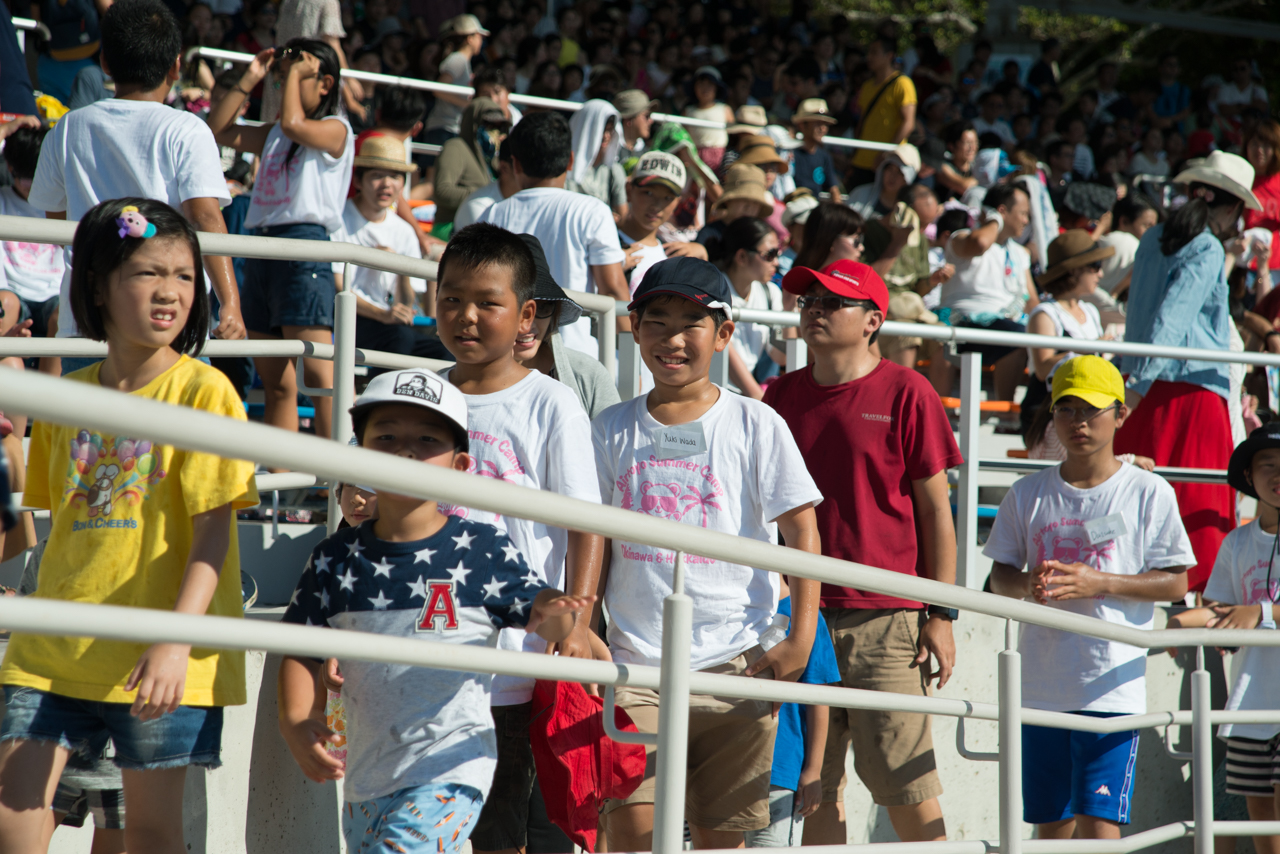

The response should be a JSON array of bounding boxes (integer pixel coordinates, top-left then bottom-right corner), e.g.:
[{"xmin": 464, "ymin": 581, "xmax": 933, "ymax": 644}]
[
  {"xmin": 750, "ymin": 247, "xmax": 781, "ymax": 262},
  {"xmin": 276, "ymin": 45, "xmax": 304, "ymax": 62},
  {"xmin": 796, "ymin": 295, "xmax": 871, "ymax": 312},
  {"xmin": 534, "ymin": 301, "xmax": 559, "ymax": 319},
  {"xmin": 1051, "ymin": 403, "xmax": 1116, "ymax": 424},
  {"xmin": 839, "ymin": 233, "xmax": 865, "ymax": 248},
  {"xmin": 1083, "ymin": 261, "xmax": 1104, "ymax": 272}
]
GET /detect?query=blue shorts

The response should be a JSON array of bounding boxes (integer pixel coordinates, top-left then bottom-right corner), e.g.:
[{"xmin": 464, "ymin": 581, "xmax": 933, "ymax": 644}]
[
  {"xmin": 0, "ymin": 686, "xmax": 223, "ymax": 770},
  {"xmin": 1022, "ymin": 712, "xmax": 1139, "ymax": 825},
  {"xmin": 241, "ymin": 223, "xmax": 335, "ymax": 334},
  {"xmin": 343, "ymin": 782, "xmax": 484, "ymax": 854}
]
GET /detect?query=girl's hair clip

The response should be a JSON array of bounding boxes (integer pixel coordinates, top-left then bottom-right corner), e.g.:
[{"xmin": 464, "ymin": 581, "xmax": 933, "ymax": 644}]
[{"xmin": 117, "ymin": 205, "xmax": 157, "ymax": 239}]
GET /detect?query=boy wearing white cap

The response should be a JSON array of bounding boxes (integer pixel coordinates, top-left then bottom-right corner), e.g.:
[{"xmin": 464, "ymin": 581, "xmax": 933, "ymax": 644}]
[
  {"xmin": 277, "ymin": 369, "xmax": 593, "ymax": 854},
  {"xmin": 617, "ymin": 151, "xmax": 707, "ymax": 293}
]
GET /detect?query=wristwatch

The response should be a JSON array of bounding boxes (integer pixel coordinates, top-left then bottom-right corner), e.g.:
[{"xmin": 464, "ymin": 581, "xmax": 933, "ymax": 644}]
[{"xmin": 926, "ymin": 605, "xmax": 959, "ymax": 621}]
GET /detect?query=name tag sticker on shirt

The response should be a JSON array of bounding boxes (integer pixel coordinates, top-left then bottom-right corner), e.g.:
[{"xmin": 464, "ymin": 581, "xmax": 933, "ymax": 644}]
[
  {"xmin": 653, "ymin": 423, "xmax": 707, "ymax": 459},
  {"xmin": 1083, "ymin": 512, "xmax": 1129, "ymax": 546}
]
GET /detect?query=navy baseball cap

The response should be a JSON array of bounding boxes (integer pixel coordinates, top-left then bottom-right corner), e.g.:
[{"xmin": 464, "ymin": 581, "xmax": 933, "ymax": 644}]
[{"xmin": 627, "ymin": 257, "xmax": 733, "ymax": 313}]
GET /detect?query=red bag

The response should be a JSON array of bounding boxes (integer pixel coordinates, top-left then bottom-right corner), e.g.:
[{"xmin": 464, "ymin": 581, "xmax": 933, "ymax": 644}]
[{"xmin": 529, "ymin": 679, "xmax": 647, "ymax": 852}]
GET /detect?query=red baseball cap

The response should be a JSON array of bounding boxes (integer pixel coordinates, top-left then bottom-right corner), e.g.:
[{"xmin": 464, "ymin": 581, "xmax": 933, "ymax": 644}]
[{"xmin": 781, "ymin": 259, "xmax": 889, "ymax": 313}]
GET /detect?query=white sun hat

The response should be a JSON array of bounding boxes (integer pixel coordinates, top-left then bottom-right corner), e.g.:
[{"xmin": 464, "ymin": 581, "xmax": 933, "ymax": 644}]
[{"xmin": 1172, "ymin": 150, "xmax": 1262, "ymax": 211}]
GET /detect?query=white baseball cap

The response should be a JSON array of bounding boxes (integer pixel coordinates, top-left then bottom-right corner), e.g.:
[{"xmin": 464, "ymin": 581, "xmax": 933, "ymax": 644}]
[
  {"xmin": 350, "ymin": 369, "xmax": 469, "ymax": 452},
  {"xmin": 631, "ymin": 151, "xmax": 687, "ymax": 195}
]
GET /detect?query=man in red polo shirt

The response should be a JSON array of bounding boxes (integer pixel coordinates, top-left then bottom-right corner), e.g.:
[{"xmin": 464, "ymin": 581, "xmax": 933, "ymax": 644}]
[{"xmin": 762, "ymin": 260, "xmax": 963, "ymax": 844}]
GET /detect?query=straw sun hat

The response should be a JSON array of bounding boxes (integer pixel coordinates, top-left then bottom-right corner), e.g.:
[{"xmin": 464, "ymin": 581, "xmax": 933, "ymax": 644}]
[
  {"xmin": 1036, "ymin": 229, "xmax": 1116, "ymax": 287},
  {"xmin": 712, "ymin": 163, "xmax": 775, "ymax": 219}
]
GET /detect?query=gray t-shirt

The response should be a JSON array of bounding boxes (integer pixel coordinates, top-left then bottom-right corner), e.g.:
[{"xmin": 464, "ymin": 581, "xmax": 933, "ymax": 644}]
[
  {"xmin": 426, "ymin": 52, "xmax": 473, "ymax": 134},
  {"xmin": 567, "ymin": 162, "xmax": 627, "ymax": 211}
]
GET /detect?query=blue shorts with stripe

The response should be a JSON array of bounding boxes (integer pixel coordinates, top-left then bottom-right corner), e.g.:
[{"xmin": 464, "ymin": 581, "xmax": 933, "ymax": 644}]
[
  {"xmin": 343, "ymin": 782, "xmax": 484, "ymax": 854},
  {"xmin": 1022, "ymin": 712, "xmax": 1139, "ymax": 825}
]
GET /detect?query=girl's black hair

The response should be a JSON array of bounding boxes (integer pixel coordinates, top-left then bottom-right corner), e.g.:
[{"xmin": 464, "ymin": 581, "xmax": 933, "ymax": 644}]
[
  {"xmin": 1162, "ymin": 182, "xmax": 1244, "ymax": 256},
  {"xmin": 795, "ymin": 202, "xmax": 863, "ymax": 271},
  {"xmin": 710, "ymin": 216, "xmax": 774, "ymax": 267},
  {"xmin": 282, "ymin": 38, "xmax": 343, "ymax": 167},
  {"xmin": 70, "ymin": 198, "xmax": 208, "ymax": 356}
]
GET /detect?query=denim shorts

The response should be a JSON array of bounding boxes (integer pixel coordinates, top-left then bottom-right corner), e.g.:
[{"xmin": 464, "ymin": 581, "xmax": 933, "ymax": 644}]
[
  {"xmin": 0, "ymin": 686, "xmax": 223, "ymax": 770},
  {"xmin": 241, "ymin": 222, "xmax": 335, "ymax": 334},
  {"xmin": 343, "ymin": 782, "xmax": 483, "ymax": 854}
]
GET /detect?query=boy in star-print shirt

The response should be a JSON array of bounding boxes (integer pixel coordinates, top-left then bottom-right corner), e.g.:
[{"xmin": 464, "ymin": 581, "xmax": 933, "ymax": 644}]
[{"xmin": 278, "ymin": 369, "xmax": 593, "ymax": 854}]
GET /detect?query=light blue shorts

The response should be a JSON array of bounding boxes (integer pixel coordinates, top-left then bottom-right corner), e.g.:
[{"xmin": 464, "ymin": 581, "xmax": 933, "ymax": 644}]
[{"xmin": 343, "ymin": 782, "xmax": 484, "ymax": 854}]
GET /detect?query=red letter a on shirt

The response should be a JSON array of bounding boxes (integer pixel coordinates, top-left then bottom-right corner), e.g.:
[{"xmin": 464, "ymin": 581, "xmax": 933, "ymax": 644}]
[{"xmin": 417, "ymin": 582, "xmax": 459, "ymax": 632}]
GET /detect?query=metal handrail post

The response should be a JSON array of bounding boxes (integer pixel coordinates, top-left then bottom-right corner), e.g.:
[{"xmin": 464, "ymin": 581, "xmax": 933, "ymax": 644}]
[
  {"xmin": 1192, "ymin": 647, "xmax": 1213, "ymax": 854},
  {"xmin": 599, "ymin": 308, "xmax": 617, "ymax": 382},
  {"xmin": 330, "ymin": 262, "xmax": 357, "ymax": 535},
  {"xmin": 652, "ymin": 552, "xmax": 693, "ymax": 854},
  {"xmin": 786, "ymin": 339, "xmax": 808, "ymax": 374},
  {"xmin": 619, "ymin": 330, "xmax": 642, "ymax": 400},
  {"xmin": 956, "ymin": 352, "xmax": 982, "ymax": 588},
  {"xmin": 1000, "ymin": 620, "xmax": 1022, "ymax": 854}
]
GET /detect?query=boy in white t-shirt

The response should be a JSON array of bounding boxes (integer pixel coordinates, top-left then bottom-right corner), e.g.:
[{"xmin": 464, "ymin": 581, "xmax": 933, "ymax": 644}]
[
  {"xmin": 988, "ymin": 356, "xmax": 1193, "ymax": 842},
  {"xmin": 331, "ymin": 134, "xmax": 447, "ymax": 365},
  {"xmin": 433, "ymin": 223, "xmax": 605, "ymax": 854},
  {"xmin": 1168, "ymin": 425, "xmax": 1280, "ymax": 850},
  {"xmin": 593, "ymin": 257, "xmax": 823, "ymax": 850},
  {"xmin": 617, "ymin": 151, "xmax": 707, "ymax": 295}
]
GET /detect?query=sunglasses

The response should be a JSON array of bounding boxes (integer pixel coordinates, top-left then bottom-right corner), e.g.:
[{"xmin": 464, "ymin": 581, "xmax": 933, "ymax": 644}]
[
  {"xmin": 1051, "ymin": 403, "xmax": 1116, "ymax": 424},
  {"xmin": 534, "ymin": 301, "xmax": 559, "ymax": 319},
  {"xmin": 796, "ymin": 295, "xmax": 869, "ymax": 312},
  {"xmin": 750, "ymin": 247, "xmax": 781, "ymax": 262}
]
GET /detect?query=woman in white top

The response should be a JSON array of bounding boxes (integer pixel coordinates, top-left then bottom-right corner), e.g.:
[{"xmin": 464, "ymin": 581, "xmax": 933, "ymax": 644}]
[
  {"xmin": 712, "ymin": 216, "xmax": 785, "ymax": 399},
  {"xmin": 210, "ymin": 39, "xmax": 355, "ymax": 442},
  {"xmin": 683, "ymin": 67, "xmax": 734, "ymax": 172}
]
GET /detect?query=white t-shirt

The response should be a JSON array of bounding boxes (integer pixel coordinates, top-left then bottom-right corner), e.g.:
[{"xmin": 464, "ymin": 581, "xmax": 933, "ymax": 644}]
[
  {"xmin": 453, "ymin": 182, "xmax": 504, "ymax": 231},
  {"xmin": 972, "ymin": 116, "xmax": 1015, "ymax": 146},
  {"xmin": 729, "ymin": 279, "xmax": 784, "ymax": 385},
  {"xmin": 618, "ymin": 228, "xmax": 666, "ymax": 296},
  {"xmin": 1128, "ymin": 151, "xmax": 1169, "ymax": 178},
  {"xmin": 984, "ymin": 463, "xmax": 1194, "ymax": 713},
  {"xmin": 478, "ymin": 187, "xmax": 626, "ymax": 357},
  {"xmin": 942, "ymin": 233, "xmax": 1030, "ymax": 319},
  {"xmin": 0, "ymin": 187, "xmax": 63, "ymax": 303},
  {"xmin": 1025, "ymin": 300, "xmax": 1101, "ymax": 365},
  {"xmin": 1097, "ymin": 230, "xmax": 1140, "ymax": 294},
  {"xmin": 440, "ymin": 369, "xmax": 602, "ymax": 705},
  {"xmin": 244, "ymin": 116, "xmax": 354, "ymax": 234},
  {"xmin": 426, "ymin": 51, "xmax": 472, "ymax": 134},
  {"xmin": 329, "ymin": 200, "xmax": 425, "ymax": 306},
  {"xmin": 1218, "ymin": 82, "xmax": 1268, "ymax": 109},
  {"xmin": 592, "ymin": 389, "xmax": 823, "ymax": 670},
  {"xmin": 1203, "ymin": 520, "xmax": 1280, "ymax": 740},
  {"xmin": 28, "ymin": 99, "xmax": 230, "ymax": 337}
]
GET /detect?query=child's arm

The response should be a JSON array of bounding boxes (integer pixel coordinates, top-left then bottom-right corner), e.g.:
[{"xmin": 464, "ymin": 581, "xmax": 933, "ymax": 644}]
[
  {"xmin": 524, "ymin": 590, "xmax": 597, "ymax": 643},
  {"xmin": 124, "ymin": 502, "xmax": 233, "ymax": 721},
  {"xmin": 280, "ymin": 51, "xmax": 350, "ymax": 159},
  {"xmin": 797, "ymin": 703, "xmax": 828, "ymax": 818},
  {"xmin": 278, "ymin": 655, "xmax": 345, "ymax": 783},
  {"xmin": 1207, "ymin": 603, "xmax": 1270, "ymax": 630},
  {"xmin": 747, "ymin": 504, "xmax": 820, "ymax": 685},
  {"xmin": 208, "ymin": 48, "xmax": 274, "ymax": 154},
  {"xmin": 912, "ymin": 470, "xmax": 957, "ymax": 688},
  {"xmin": 990, "ymin": 561, "xmax": 1033, "ymax": 599},
  {"xmin": 553, "ymin": 531, "xmax": 606, "ymax": 659},
  {"xmin": 1032, "ymin": 560, "xmax": 1189, "ymax": 603}
]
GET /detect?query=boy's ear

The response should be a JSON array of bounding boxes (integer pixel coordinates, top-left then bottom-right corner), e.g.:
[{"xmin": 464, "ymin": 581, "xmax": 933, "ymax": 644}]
[
  {"xmin": 167, "ymin": 55, "xmax": 182, "ymax": 84},
  {"xmin": 715, "ymin": 318, "xmax": 735, "ymax": 351},
  {"xmin": 520, "ymin": 296, "xmax": 537, "ymax": 325},
  {"xmin": 451, "ymin": 451, "xmax": 471, "ymax": 472}
]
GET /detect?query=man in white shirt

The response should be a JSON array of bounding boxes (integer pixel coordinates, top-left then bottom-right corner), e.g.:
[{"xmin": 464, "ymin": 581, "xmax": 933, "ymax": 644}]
[
  {"xmin": 477, "ymin": 111, "xmax": 628, "ymax": 357},
  {"xmin": 972, "ymin": 91, "xmax": 1016, "ymax": 149},
  {"xmin": 29, "ymin": 0, "xmax": 242, "ymax": 353},
  {"xmin": 1217, "ymin": 58, "xmax": 1269, "ymax": 125}
]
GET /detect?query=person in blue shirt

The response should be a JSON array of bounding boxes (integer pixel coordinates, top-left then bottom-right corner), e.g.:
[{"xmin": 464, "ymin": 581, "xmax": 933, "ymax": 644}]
[
  {"xmin": 1152, "ymin": 53, "xmax": 1191, "ymax": 134},
  {"xmin": 745, "ymin": 577, "xmax": 841, "ymax": 848}
]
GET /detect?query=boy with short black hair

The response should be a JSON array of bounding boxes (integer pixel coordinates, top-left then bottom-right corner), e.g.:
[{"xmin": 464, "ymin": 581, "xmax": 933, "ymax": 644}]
[
  {"xmin": 764, "ymin": 259, "xmax": 962, "ymax": 846},
  {"xmin": 278, "ymin": 368, "xmax": 593, "ymax": 854},
  {"xmin": 434, "ymin": 223, "xmax": 605, "ymax": 854},
  {"xmin": 594, "ymin": 256, "xmax": 824, "ymax": 851},
  {"xmin": 988, "ymin": 356, "xmax": 1193, "ymax": 842}
]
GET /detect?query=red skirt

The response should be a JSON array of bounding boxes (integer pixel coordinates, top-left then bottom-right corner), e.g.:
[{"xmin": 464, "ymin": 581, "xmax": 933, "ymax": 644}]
[{"xmin": 1113, "ymin": 381, "xmax": 1234, "ymax": 592}]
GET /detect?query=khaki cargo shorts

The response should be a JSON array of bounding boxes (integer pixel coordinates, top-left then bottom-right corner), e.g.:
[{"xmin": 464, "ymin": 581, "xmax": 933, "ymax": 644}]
[
  {"xmin": 601, "ymin": 646, "xmax": 778, "ymax": 832},
  {"xmin": 820, "ymin": 607, "xmax": 944, "ymax": 807}
]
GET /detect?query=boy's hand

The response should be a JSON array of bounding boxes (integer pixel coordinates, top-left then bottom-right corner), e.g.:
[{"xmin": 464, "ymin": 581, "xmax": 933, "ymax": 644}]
[
  {"xmin": 4, "ymin": 319, "xmax": 33, "ymax": 338},
  {"xmin": 281, "ymin": 717, "xmax": 345, "ymax": 783},
  {"xmin": 1207, "ymin": 604, "xmax": 1263, "ymax": 630},
  {"xmin": 550, "ymin": 621, "xmax": 597, "ymax": 659},
  {"xmin": 125, "ymin": 643, "xmax": 191, "ymax": 720},
  {"xmin": 795, "ymin": 768, "xmax": 823, "ymax": 818},
  {"xmin": 916, "ymin": 616, "xmax": 955, "ymax": 688},
  {"xmin": 1033, "ymin": 560, "xmax": 1108, "ymax": 602},
  {"xmin": 526, "ymin": 592, "xmax": 596, "ymax": 636},
  {"xmin": 0, "ymin": 115, "xmax": 40, "ymax": 139},
  {"xmin": 319, "ymin": 658, "xmax": 344, "ymax": 693},
  {"xmin": 664, "ymin": 241, "xmax": 709, "ymax": 260},
  {"xmin": 384, "ymin": 303, "xmax": 416, "ymax": 325},
  {"xmin": 746, "ymin": 635, "xmax": 811, "ymax": 715}
]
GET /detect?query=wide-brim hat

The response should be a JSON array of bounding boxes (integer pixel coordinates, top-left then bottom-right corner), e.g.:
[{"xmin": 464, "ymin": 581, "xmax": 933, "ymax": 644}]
[
  {"xmin": 1036, "ymin": 229, "xmax": 1116, "ymax": 287},
  {"xmin": 713, "ymin": 163, "xmax": 774, "ymax": 219},
  {"xmin": 1173, "ymin": 150, "xmax": 1262, "ymax": 211},
  {"xmin": 518, "ymin": 234, "xmax": 583, "ymax": 326},
  {"xmin": 442, "ymin": 13, "xmax": 489, "ymax": 37},
  {"xmin": 727, "ymin": 105, "xmax": 768, "ymax": 135},
  {"xmin": 793, "ymin": 98, "xmax": 836, "ymax": 125},
  {"xmin": 735, "ymin": 135, "xmax": 787, "ymax": 168},
  {"xmin": 353, "ymin": 133, "xmax": 414, "ymax": 172},
  {"xmin": 1228, "ymin": 423, "xmax": 1280, "ymax": 498},
  {"xmin": 614, "ymin": 89, "xmax": 658, "ymax": 119}
]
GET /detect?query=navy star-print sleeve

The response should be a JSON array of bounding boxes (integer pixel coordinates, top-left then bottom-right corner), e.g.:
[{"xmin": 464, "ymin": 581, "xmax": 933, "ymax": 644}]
[
  {"xmin": 281, "ymin": 539, "xmax": 338, "ymax": 628},
  {"xmin": 477, "ymin": 529, "xmax": 553, "ymax": 630}
]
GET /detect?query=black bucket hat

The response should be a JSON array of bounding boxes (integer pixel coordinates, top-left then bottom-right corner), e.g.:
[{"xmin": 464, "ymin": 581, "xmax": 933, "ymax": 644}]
[
  {"xmin": 1227, "ymin": 423, "xmax": 1280, "ymax": 498},
  {"xmin": 518, "ymin": 234, "xmax": 583, "ymax": 326}
]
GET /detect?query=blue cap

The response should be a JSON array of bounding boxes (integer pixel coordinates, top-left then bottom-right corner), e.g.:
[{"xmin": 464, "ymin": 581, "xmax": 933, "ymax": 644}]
[{"xmin": 627, "ymin": 257, "xmax": 733, "ymax": 313}]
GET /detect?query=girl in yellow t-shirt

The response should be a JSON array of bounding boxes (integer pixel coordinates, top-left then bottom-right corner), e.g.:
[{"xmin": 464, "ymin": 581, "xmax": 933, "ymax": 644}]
[{"xmin": 0, "ymin": 198, "xmax": 257, "ymax": 852}]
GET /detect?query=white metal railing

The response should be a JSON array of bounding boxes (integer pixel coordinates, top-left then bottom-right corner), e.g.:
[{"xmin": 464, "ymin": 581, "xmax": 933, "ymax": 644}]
[
  {"xmin": 4, "ymin": 365, "xmax": 1280, "ymax": 854},
  {"xmin": 189, "ymin": 46, "xmax": 897, "ymax": 153}
]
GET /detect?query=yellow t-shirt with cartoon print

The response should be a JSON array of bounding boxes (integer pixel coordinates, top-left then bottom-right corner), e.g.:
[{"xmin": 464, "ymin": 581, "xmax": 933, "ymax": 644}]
[{"xmin": 1, "ymin": 356, "xmax": 259, "ymax": 706}]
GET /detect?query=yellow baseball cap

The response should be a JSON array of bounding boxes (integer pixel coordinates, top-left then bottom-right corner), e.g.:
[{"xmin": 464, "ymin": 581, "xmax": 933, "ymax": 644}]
[{"xmin": 1051, "ymin": 355, "xmax": 1125, "ymax": 409}]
